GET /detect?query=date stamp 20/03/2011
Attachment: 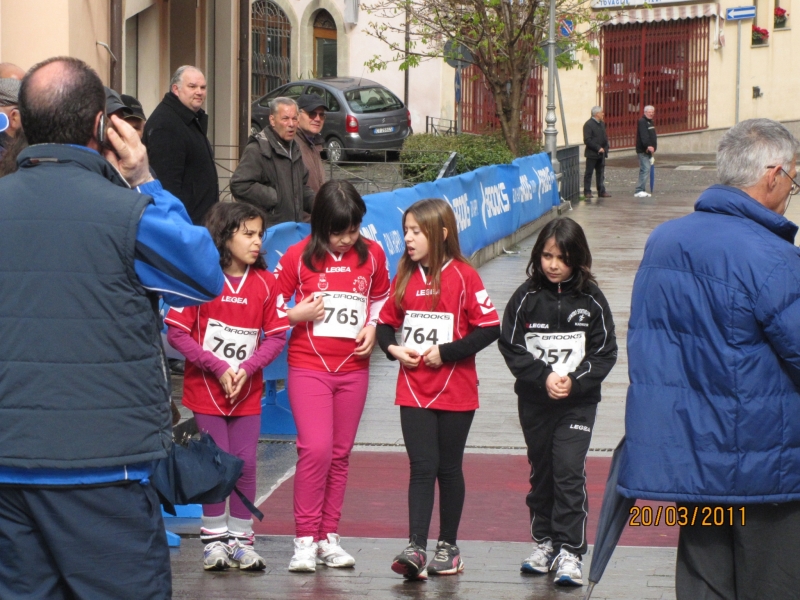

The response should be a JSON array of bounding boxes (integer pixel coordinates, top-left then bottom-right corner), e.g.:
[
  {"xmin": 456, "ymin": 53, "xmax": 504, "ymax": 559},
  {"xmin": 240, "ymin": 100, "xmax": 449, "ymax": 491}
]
[{"xmin": 628, "ymin": 505, "xmax": 746, "ymax": 527}]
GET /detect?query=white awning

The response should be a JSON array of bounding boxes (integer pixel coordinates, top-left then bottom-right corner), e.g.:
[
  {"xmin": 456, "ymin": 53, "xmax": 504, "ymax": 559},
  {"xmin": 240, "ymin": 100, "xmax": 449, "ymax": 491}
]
[{"xmin": 604, "ymin": 2, "xmax": 720, "ymax": 24}]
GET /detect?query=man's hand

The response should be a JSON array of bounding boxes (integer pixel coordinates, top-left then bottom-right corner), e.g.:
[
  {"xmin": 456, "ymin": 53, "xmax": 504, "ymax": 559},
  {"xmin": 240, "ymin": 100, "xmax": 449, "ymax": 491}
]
[
  {"xmin": 598, "ymin": 148, "xmax": 605, "ymax": 154},
  {"xmin": 355, "ymin": 325, "xmax": 376, "ymax": 357},
  {"xmin": 388, "ymin": 345, "xmax": 421, "ymax": 369},
  {"xmin": 104, "ymin": 115, "xmax": 154, "ymax": 188},
  {"xmin": 647, "ymin": 146, "xmax": 655, "ymax": 154}
]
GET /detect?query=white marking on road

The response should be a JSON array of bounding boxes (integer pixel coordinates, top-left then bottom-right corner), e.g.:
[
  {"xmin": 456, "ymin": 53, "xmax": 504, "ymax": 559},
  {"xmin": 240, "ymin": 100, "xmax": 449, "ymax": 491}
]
[
  {"xmin": 675, "ymin": 166, "xmax": 703, "ymax": 170},
  {"xmin": 255, "ymin": 465, "xmax": 296, "ymax": 507}
]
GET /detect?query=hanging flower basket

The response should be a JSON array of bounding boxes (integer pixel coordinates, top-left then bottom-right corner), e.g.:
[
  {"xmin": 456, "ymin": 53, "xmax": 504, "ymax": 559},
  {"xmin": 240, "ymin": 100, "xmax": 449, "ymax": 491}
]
[
  {"xmin": 752, "ymin": 24, "xmax": 770, "ymax": 44},
  {"xmin": 775, "ymin": 6, "xmax": 789, "ymax": 28}
]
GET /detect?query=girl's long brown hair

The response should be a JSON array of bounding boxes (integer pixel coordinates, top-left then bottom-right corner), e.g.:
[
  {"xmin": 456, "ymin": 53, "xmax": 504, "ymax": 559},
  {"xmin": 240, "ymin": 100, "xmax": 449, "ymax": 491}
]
[{"xmin": 394, "ymin": 198, "xmax": 467, "ymax": 309}]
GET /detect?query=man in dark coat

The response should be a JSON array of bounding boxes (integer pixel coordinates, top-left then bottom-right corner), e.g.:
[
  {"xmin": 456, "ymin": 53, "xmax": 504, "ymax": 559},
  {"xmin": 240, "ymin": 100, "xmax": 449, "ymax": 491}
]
[
  {"xmin": 582, "ymin": 106, "xmax": 611, "ymax": 199},
  {"xmin": 144, "ymin": 65, "xmax": 218, "ymax": 224},
  {"xmin": 295, "ymin": 94, "xmax": 328, "ymax": 194},
  {"xmin": 230, "ymin": 97, "xmax": 314, "ymax": 228},
  {"xmin": 634, "ymin": 105, "xmax": 657, "ymax": 197}
]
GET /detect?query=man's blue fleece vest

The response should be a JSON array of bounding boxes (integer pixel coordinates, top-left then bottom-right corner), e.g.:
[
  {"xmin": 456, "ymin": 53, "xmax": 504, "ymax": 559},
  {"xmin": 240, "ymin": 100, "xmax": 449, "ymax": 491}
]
[{"xmin": 0, "ymin": 144, "xmax": 171, "ymax": 469}]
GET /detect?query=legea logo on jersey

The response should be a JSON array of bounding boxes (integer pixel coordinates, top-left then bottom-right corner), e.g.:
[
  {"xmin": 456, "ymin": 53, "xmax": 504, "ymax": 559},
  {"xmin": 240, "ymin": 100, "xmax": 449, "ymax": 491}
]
[
  {"xmin": 318, "ymin": 274, "xmax": 329, "ymax": 291},
  {"xmin": 474, "ymin": 289, "xmax": 495, "ymax": 314},
  {"xmin": 326, "ymin": 266, "xmax": 351, "ymax": 273},
  {"xmin": 221, "ymin": 296, "xmax": 247, "ymax": 304},
  {"xmin": 480, "ymin": 182, "xmax": 509, "ymax": 227},
  {"xmin": 444, "ymin": 192, "xmax": 472, "ymax": 232},
  {"xmin": 512, "ymin": 174, "xmax": 534, "ymax": 204}
]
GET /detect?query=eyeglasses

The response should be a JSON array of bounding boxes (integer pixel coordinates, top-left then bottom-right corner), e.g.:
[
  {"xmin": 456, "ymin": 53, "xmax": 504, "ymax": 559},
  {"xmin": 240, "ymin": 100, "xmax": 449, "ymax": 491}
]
[
  {"xmin": 304, "ymin": 110, "xmax": 326, "ymax": 120},
  {"xmin": 766, "ymin": 165, "xmax": 800, "ymax": 196}
]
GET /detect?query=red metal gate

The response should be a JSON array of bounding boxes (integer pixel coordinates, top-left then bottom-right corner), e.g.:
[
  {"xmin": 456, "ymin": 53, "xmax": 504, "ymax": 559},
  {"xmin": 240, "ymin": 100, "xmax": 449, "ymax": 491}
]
[
  {"xmin": 598, "ymin": 18, "xmax": 710, "ymax": 149},
  {"xmin": 461, "ymin": 65, "xmax": 543, "ymax": 140}
]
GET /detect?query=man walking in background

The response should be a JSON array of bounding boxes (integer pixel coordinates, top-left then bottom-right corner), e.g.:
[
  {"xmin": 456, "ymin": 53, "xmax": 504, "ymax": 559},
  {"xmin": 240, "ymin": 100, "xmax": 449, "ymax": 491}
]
[
  {"xmin": 582, "ymin": 106, "xmax": 611, "ymax": 199},
  {"xmin": 634, "ymin": 105, "xmax": 657, "ymax": 198},
  {"xmin": 144, "ymin": 65, "xmax": 218, "ymax": 225}
]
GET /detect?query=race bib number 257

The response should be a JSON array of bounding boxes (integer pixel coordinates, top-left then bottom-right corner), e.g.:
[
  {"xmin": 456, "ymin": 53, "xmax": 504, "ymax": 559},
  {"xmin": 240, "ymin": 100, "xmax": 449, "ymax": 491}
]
[{"xmin": 524, "ymin": 331, "xmax": 585, "ymax": 377}]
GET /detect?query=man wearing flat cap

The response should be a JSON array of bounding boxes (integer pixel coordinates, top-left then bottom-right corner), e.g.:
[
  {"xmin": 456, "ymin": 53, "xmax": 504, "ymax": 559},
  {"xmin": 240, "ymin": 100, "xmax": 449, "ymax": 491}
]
[{"xmin": 296, "ymin": 94, "xmax": 328, "ymax": 194}]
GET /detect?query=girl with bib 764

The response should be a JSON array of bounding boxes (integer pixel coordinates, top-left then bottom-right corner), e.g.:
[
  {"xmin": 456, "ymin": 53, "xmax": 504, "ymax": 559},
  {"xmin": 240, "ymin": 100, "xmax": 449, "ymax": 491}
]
[{"xmin": 377, "ymin": 198, "xmax": 500, "ymax": 580}]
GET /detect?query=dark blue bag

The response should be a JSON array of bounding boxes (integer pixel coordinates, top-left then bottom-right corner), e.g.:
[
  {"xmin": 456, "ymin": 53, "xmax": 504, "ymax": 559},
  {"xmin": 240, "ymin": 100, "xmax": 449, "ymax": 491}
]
[{"xmin": 152, "ymin": 432, "xmax": 263, "ymax": 520}]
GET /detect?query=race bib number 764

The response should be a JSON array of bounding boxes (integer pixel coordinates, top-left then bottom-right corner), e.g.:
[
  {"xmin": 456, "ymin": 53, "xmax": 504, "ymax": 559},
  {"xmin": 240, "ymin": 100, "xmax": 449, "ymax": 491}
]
[{"xmin": 401, "ymin": 311, "xmax": 454, "ymax": 354}]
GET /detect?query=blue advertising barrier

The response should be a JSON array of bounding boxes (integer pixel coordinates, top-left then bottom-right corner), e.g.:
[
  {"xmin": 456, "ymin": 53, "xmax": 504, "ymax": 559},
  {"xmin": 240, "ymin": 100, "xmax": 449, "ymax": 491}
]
[{"xmin": 162, "ymin": 153, "xmax": 558, "ymax": 435}]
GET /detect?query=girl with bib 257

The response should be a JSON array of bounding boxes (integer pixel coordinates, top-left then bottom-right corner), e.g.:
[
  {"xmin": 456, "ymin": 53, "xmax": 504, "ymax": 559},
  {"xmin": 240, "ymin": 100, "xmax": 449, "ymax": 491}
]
[
  {"xmin": 274, "ymin": 180, "xmax": 390, "ymax": 572},
  {"xmin": 377, "ymin": 198, "xmax": 500, "ymax": 580}
]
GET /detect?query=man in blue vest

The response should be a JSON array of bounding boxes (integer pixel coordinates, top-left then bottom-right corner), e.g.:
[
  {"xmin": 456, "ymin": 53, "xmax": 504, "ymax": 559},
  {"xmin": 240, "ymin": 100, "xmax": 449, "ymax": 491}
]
[
  {"xmin": 0, "ymin": 56, "xmax": 224, "ymax": 599},
  {"xmin": 620, "ymin": 118, "xmax": 800, "ymax": 598}
]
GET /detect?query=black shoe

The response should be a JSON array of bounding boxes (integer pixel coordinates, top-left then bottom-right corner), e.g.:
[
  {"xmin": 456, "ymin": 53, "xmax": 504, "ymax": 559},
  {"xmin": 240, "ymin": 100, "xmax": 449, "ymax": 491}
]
[
  {"xmin": 584, "ymin": 192, "xmax": 593, "ymax": 199},
  {"xmin": 391, "ymin": 543, "xmax": 428, "ymax": 580},
  {"xmin": 168, "ymin": 359, "xmax": 185, "ymax": 376},
  {"xmin": 427, "ymin": 541, "xmax": 464, "ymax": 576},
  {"xmin": 598, "ymin": 192, "xmax": 612, "ymax": 198}
]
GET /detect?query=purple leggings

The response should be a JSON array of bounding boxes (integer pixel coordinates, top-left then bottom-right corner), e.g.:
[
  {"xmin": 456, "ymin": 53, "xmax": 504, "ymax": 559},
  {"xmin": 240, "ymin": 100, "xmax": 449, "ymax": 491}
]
[{"xmin": 193, "ymin": 413, "xmax": 260, "ymax": 520}]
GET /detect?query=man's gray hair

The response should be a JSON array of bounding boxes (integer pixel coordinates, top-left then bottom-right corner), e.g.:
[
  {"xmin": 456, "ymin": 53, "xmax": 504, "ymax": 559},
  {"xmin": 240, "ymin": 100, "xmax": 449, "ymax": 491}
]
[
  {"xmin": 269, "ymin": 96, "xmax": 298, "ymax": 117},
  {"xmin": 717, "ymin": 119, "xmax": 800, "ymax": 188},
  {"xmin": 591, "ymin": 106, "xmax": 603, "ymax": 117},
  {"xmin": 644, "ymin": 105, "xmax": 654, "ymax": 112},
  {"xmin": 170, "ymin": 65, "xmax": 203, "ymax": 89}
]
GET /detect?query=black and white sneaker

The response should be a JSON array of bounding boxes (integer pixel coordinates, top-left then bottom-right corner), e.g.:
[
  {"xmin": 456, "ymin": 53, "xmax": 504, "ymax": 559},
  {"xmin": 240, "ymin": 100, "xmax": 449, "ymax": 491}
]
[
  {"xmin": 427, "ymin": 541, "xmax": 464, "ymax": 576},
  {"xmin": 391, "ymin": 542, "xmax": 428, "ymax": 580}
]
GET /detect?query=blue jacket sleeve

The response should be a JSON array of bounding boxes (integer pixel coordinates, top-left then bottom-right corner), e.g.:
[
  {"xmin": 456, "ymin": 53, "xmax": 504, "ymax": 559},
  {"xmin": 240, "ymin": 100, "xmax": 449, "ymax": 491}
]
[{"xmin": 133, "ymin": 180, "xmax": 224, "ymax": 306}]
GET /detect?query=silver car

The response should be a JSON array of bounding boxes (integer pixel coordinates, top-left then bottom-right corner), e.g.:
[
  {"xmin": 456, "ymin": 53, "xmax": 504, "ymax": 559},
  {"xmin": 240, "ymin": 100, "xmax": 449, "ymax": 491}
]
[{"xmin": 250, "ymin": 77, "xmax": 412, "ymax": 162}]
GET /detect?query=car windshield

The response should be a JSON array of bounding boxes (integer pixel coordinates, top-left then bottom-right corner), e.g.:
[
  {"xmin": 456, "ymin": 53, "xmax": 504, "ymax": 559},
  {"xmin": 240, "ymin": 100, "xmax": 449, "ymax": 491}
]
[{"xmin": 344, "ymin": 87, "xmax": 403, "ymax": 114}]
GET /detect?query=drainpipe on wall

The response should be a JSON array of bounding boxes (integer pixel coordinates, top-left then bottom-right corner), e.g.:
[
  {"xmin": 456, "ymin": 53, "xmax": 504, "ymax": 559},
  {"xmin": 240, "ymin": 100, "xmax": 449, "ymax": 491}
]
[
  {"xmin": 110, "ymin": 0, "xmax": 123, "ymax": 91},
  {"xmin": 238, "ymin": 0, "xmax": 250, "ymax": 154}
]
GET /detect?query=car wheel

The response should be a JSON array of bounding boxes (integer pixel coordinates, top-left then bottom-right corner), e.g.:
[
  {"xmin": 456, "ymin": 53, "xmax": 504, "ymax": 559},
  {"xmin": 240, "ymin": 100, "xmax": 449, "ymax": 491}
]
[
  {"xmin": 250, "ymin": 122, "xmax": 262, "ymax": 137},
  {"xmin": 326, "ymin": 137, "xmax": 347, "ymax": 163}
]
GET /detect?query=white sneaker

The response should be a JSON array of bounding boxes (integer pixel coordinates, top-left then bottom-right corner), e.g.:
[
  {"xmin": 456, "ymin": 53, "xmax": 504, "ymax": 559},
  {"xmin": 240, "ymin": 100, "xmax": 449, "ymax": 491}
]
[
  {"xmin": 634, "ymin": 191, "xmax": 651, "ymax": 198},
  {"xmin": 552, "ymin": 548, "xmax": 583, "ymax": 586},
  {"xmin": 228, "ymin": 540, "xmax": 266, "ymax": 571},
  {"xmin": 288, "ymin": 536, "xmax": 318, "ymax": 572},
  {"xmin": 521, "ymin": 539, "xmax": 553, "ymax": 574},
  {"xmin": 203, "ymin": 541, "xmax": 231, "ymax": 571},
  {"xmin": 316, "ymin": 533, "xmax": 356, "ymax": 567}
]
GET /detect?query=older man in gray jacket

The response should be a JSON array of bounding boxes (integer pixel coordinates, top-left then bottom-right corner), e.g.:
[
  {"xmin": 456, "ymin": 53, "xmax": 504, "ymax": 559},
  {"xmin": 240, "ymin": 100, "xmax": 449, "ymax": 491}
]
[{"xmin": 231, "ymin": 97, "xmax": 315, "ymax": 227}]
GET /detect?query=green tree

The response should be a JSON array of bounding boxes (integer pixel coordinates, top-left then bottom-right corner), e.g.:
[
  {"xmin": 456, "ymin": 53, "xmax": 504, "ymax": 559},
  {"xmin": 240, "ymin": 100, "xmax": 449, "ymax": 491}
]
[{"xmin": 363, "ymin": 0, "xmax": 597, "ymax": 156}]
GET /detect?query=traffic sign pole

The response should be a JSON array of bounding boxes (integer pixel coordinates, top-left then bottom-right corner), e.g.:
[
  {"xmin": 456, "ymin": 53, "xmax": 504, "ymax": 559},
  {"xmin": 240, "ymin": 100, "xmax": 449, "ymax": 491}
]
[
  {"xmin": 736, "ymin": 19, "xmax": 741, "ymax": 123},
  {"xmin": 725, "ymin": 6, "xmax": 756, "ymax": 124}
]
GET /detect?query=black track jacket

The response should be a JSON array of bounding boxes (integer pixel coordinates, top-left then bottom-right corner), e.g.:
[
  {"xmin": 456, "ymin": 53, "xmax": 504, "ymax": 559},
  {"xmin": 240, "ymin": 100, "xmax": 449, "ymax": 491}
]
[{"xmin": 498, "ymin": 276, "xmax": 617, "ymax": 404}]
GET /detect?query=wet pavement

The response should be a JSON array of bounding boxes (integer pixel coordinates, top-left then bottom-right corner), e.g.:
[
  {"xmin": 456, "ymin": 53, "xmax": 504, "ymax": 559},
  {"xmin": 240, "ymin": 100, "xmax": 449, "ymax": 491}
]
[{"xmin": 168, "ymin": 155, "xmax": 751, "ymax": 599}]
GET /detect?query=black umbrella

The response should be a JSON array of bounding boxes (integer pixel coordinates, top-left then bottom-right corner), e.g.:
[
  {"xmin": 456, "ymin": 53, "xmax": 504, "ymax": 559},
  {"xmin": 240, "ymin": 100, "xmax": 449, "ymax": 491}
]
[{"xmin": 583, "ymin": 437, "xmax": 637, "ymax": 600}]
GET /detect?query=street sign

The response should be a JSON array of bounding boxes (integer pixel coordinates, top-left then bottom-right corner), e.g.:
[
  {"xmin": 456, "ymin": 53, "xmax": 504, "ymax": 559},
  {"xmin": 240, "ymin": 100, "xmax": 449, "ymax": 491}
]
[
  {"xmin": 443, "ymin": 40, "xmax": 474, "ymax": 69},
  {"xmin": 559, "ymin": 19, "xmax": 574, "ymax": 37},
  {"xmin": 726, "ymin": 6, "xmax": 756, "ymax": 20}
]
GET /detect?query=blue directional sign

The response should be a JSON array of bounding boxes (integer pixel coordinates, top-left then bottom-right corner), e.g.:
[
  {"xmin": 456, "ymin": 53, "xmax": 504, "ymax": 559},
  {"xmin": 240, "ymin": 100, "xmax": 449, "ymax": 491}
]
[{"xmin": 726, "ymin": 6, "xmax": 756, "ymax": 20}]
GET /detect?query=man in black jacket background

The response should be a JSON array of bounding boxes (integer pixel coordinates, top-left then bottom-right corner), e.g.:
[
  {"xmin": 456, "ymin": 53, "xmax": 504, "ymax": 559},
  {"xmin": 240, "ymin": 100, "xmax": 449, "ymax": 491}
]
[
  {"xmin": 582, "ymin": 106, "xmax": 611, "ymax": 199},
  {"xmin": 634, "ymin": 105, "xmax": 657, "ymax": 198},
  {"xmin": 144, "ymin": 65, "xmax": 218, "ymax": 224}
]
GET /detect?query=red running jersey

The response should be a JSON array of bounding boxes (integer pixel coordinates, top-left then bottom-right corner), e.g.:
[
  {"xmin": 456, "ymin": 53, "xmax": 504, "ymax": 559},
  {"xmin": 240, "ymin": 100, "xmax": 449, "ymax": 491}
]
[
  {"xmin": 275, "ymin": 237, "xmax": 390, "ymax": 373},
  {"xmin": 378, "ymin": 260, "xmax": 500, "ymax": 411},
  {"xmin": 165, "ymin": 267, "xmax": 289, "ymax": 416}
]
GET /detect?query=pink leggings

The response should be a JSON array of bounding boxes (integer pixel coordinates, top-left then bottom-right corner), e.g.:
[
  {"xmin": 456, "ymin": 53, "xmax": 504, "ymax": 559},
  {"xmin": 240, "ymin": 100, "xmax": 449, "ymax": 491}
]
[
  {"xmin": 193, "ymin": 413, "xmax": 260, "ymax": 521},
  {"xmin": 288, "ymin": 367, "xmax": 369, "ymax": 540}
]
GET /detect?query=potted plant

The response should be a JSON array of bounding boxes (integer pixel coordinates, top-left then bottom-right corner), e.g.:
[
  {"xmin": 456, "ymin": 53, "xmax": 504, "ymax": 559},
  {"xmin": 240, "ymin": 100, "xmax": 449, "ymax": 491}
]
[
  {"xmin": 752, "ymin": 24, "xmax": 770, "ymax": 44},
  {"xmin": 775, "ymin": 6, "xmax": 789, "ymax": 28}
]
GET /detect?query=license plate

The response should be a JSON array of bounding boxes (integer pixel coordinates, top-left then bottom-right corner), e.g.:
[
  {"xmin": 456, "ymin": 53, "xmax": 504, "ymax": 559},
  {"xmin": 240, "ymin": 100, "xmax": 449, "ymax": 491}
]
[{"xmin": 373, "ymin": 126, "xmax": 395, "ymax": 134}]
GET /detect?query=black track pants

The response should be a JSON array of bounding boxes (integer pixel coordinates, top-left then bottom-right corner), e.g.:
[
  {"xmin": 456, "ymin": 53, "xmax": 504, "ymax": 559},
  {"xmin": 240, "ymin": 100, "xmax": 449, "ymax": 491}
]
[
  {"xmin": 518, "ymin": 399, "xmax": 596, "ymax": 556},
  {"xmin": 400, "ymin": 406, "xmax": 475, "ymax": 550},
  {"xmin": 676, "ymin": 501, "xmax": 800, "ymax": 600}
]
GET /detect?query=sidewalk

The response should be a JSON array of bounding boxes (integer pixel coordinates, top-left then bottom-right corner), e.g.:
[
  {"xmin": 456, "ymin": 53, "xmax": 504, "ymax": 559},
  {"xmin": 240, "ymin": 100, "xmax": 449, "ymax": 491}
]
[{"xmin": 169, "ymin": 159, "xmax": 740, "ymax": 599}]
